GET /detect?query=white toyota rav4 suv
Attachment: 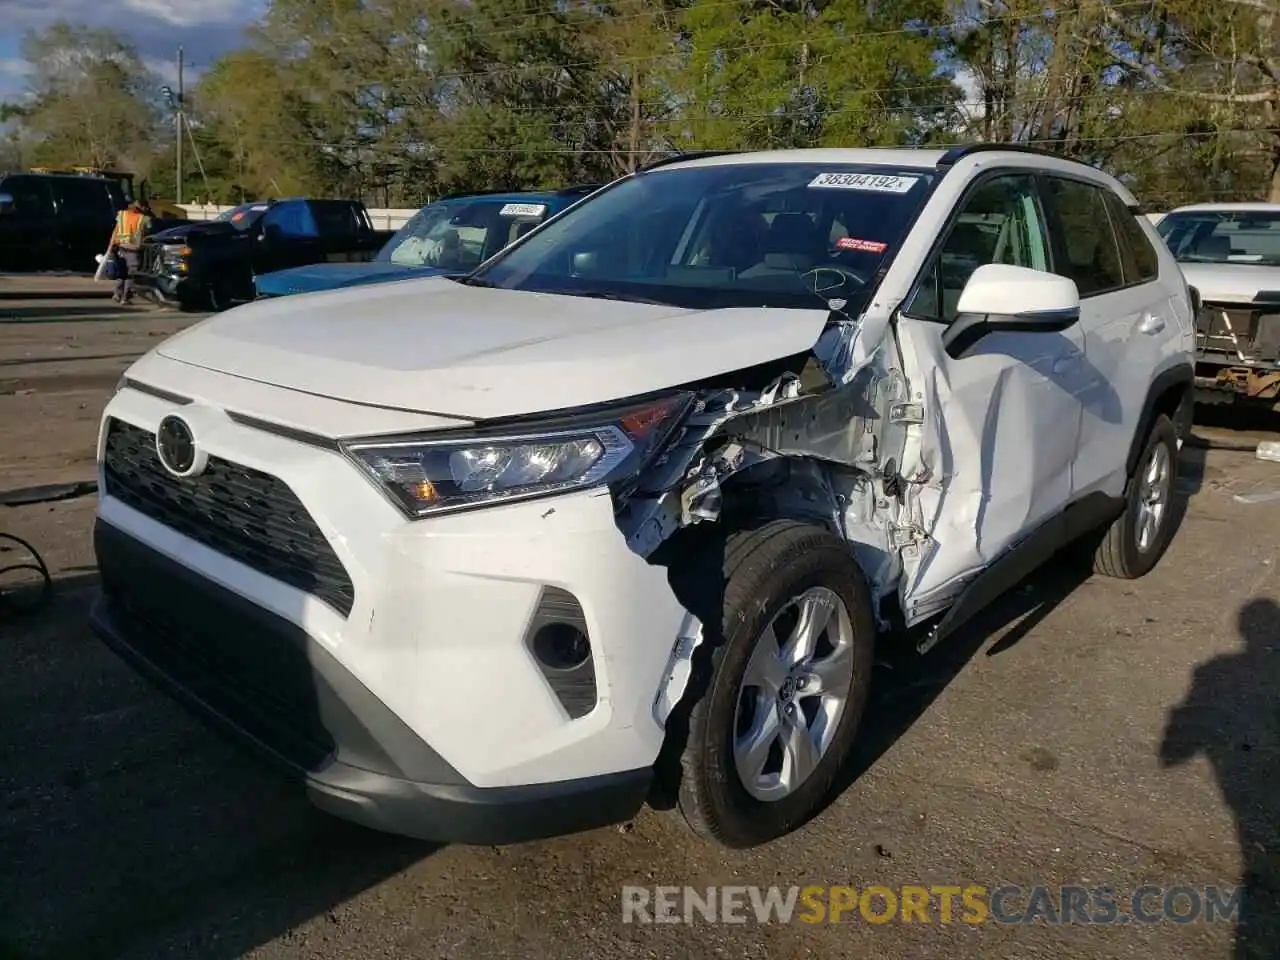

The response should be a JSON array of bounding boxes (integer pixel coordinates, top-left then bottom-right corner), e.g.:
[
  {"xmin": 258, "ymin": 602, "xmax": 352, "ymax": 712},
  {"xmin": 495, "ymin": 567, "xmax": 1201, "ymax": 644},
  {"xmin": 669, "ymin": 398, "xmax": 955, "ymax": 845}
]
[{"xmin": 92, "ymin": 146, "xmax": 1195, "ymax": 849}]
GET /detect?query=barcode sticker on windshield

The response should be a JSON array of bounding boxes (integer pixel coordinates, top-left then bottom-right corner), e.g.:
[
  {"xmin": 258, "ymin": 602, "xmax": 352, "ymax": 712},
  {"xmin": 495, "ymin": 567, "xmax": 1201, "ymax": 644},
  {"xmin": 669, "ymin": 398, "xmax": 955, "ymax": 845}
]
[
  {"xmin": 808, "ymin": 173, "xmax": 919, "ymax": 193},
  {"xmin": 499, "ymin": 202, "xmax": 548, "ymax": 217}
]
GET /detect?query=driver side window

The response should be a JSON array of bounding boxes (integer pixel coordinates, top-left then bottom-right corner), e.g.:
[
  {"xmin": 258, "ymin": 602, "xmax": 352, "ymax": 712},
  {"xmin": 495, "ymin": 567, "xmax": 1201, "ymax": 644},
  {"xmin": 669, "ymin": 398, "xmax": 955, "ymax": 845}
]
[
  {"xmin": 906, "ymin": 174, "xmax": 1050, "ymax": 323},
  {"xmin": 262, "ymin": 202, "xmax": 319, "ymax": 239}
]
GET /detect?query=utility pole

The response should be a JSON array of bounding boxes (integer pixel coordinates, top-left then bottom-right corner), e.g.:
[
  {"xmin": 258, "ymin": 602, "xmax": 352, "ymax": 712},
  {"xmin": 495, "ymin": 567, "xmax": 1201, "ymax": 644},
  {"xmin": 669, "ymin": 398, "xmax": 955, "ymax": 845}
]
[{"xmin": 175, "ymin": 46, "xmax": 184, "ymax": 205}]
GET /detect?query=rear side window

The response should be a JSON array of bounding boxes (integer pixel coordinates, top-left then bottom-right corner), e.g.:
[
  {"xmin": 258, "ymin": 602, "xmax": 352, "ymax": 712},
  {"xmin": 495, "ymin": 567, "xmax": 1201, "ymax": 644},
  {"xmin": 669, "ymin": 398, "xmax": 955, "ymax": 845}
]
[
  {"xmin": 1043, "ymin": 177, "xmax": 1126, "ymax": 297},
  {"xmin": 1103, "ymin": 192, "xmax": 1160, "ymax": 284},
  {"xmin": 51, "ymin": 178, "xmax": 113, "ymax": 217},
  {"xmin": 0, "ymin": 176, "xmax": 53, "ymax": 215},
  {"xmin": 311, "ymin": 202, "xmax": 360, "ymax": 237}
]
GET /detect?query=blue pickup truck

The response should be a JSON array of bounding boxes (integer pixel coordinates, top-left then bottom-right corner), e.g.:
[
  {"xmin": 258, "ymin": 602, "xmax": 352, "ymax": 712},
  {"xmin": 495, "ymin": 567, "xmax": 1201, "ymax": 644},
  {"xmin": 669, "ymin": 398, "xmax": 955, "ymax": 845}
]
[{"xmin": 253, "ymin": 185, "xmax": 601, "ymax": 298}]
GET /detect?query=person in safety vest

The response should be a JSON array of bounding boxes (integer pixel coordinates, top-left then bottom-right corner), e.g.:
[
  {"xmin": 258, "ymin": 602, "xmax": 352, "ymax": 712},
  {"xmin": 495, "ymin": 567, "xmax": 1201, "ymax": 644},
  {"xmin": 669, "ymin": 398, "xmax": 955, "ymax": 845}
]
[{"xmin": 108, "ymin": 201, "xmax": 153, "ymax": 304}]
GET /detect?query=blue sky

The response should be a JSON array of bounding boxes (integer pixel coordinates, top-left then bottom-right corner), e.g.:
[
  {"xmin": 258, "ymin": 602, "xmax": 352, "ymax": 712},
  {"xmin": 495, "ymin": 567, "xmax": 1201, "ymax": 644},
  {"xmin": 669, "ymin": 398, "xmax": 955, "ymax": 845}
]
[{"xmin": 1, "ymin": 0, "xmax": 265, "ymax": 97}]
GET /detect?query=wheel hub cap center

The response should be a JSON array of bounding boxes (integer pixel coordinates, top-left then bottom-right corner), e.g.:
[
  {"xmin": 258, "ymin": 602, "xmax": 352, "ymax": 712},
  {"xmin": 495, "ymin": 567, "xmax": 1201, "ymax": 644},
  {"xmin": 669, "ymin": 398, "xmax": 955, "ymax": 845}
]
[{"xmin": 778, "ymin": 676, "xmax": 797, "ymax": 702}]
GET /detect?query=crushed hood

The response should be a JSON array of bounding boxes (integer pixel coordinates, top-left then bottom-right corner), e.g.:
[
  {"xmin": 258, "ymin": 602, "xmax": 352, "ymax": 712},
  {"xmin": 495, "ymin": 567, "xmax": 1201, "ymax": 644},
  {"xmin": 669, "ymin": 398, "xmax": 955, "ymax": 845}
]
[
  {"xmin": 255, "ymin": 261, "xmax": 446, "ymax": 297},
  {"xmin": 155, "ymin": 276, "xmax": 830, "ymax": 420},
  {"xmin": 1180, "ymin": 261, "xmax": 1280, "ymax": 304}
]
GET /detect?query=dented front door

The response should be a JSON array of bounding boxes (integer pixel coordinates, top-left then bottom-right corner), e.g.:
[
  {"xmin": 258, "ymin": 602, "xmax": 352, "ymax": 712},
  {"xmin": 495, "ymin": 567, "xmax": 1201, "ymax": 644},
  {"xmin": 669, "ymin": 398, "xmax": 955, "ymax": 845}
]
[{"xmin": 890, "ymin": 173, "xmax": 1088, "ymax": 625}]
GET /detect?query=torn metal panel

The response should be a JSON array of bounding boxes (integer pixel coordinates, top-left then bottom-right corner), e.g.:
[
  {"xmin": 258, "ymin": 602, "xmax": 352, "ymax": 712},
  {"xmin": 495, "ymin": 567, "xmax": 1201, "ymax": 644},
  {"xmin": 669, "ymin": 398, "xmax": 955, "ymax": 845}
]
[
  {"xmin": 891, "ymin": 310, "xmax": 1086, "ymax": 627},
  {"xmin": 617, "ymin": 317, "xmax": 918, "ymax": 616},
  {"xmin": 653, "ymin": 612, "xmax": 705, "ymax": 725}
]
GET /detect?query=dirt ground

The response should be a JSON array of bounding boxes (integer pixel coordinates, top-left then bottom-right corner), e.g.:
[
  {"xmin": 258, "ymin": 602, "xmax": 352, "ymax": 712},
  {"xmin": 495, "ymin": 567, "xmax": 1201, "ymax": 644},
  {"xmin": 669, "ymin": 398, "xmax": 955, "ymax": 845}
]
[{"xmin": 1, "ymin": 284, "xmax": 1279, "ymax": 960}]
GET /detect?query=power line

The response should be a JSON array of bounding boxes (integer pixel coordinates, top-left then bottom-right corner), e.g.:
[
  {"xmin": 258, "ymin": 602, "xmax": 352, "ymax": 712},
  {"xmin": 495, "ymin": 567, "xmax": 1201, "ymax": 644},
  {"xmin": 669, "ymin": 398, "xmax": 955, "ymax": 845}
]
[
  {"xmin": 187, "ymin": 125, "xmax": 1279, "ymax": 154},
  {"xmin": 185, "ymin": 81, "xmax": 1274, "ymax": 143}
]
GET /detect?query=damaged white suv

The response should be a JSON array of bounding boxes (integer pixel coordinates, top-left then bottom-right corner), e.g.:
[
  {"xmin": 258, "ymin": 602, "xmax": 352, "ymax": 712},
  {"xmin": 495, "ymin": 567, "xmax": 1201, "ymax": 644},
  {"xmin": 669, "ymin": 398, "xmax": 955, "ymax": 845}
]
[{"xmin": 92, "ymin": 146, "xmax": 1195, "ymax": 849}]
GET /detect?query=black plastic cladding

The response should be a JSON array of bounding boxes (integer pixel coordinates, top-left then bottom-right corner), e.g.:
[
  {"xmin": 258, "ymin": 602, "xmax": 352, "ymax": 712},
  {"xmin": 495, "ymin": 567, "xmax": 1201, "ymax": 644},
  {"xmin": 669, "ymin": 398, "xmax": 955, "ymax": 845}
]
[{"xmin": 101, "ymin": 418, "xmax": 356, "ymax": 617}]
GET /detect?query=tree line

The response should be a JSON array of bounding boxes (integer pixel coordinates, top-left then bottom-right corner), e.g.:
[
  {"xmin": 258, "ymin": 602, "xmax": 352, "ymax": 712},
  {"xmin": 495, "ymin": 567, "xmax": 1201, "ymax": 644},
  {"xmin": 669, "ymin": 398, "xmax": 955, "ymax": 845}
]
[{"xmin": 1, "ymin": 0, "xmax": 1277, "ymax": 210}]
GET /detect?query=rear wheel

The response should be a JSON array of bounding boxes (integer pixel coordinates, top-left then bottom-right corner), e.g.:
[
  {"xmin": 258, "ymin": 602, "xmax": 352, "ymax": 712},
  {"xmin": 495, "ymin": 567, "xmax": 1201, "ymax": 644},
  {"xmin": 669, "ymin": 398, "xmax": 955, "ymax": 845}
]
[
  {"xmin": 1093, "ymin": 413, "xmax": 1179, "ymax": 579},
  {"xmin": 674, "ymin": 520, "xmax": 875, "ymax": 848}
]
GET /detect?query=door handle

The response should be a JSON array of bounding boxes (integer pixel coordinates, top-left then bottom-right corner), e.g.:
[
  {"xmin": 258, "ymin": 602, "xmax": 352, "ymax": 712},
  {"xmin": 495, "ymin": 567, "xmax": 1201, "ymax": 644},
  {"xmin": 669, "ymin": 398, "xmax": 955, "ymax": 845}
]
[
  {"xmin": 1051, "ymin": 352, "xmax": 1082, "ymax": 374},
  {"xmin": 1138, "ymin": 313, "xmax": 1166, "ymax": 335}
]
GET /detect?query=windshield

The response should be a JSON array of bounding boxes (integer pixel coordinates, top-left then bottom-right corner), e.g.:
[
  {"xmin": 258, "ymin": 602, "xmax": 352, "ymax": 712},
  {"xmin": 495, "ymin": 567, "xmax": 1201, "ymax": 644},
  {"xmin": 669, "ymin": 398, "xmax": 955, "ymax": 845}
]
[
  {"xmin": 470, "ymin": 163, "xmax": 935, "ymax": 310},
  {"xmin": 215, "ymin": 202, "xmax": 269, "ymax": 231},
  {"xmin": 378, "ymin": 198, "xmax": 552, "ymax": 268},
  {"xmin": 1157, "ymin": 210, "xmax": 1280, "ymax": 266}
]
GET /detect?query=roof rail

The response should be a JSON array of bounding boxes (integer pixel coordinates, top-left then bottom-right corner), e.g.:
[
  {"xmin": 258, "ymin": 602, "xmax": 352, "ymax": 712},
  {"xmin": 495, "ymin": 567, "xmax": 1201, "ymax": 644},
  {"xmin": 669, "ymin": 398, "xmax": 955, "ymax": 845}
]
[
  {"xmin": 636, "ymin": 150, "xmax": 741, "ymax": 173},
  {"xmin": 935, "ymin": 142, "xmax": 1061, "ymax": 168},
  {"xmin": 434, "ymin": 187, "xmax": 526, "ymax": 201}
]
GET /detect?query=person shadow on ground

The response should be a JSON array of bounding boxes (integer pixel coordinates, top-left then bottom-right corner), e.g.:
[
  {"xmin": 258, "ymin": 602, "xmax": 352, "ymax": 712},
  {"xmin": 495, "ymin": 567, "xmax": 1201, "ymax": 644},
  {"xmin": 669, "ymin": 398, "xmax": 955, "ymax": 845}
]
[{"xmin": 1161, "ymin": 597, "xmax": 1280, "ymax": 959}]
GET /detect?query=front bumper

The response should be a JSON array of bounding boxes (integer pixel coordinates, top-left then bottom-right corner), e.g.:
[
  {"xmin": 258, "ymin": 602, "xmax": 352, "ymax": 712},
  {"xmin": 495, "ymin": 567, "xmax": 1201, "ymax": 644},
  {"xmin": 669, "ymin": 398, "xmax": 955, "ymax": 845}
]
[
  {"xmin": 1194, "ymin": 299, "xmax": 1280, "ymax": 406},
  {"xmin": 131, "ymin": 269, "xmax": 195, "ymax": 305},
  {"xmin": 91, "ymin": 521, "xmax": 651, "ymax": 844},
  {"xmin": 93, "ymin": 379, "xmax": 695, "ymax": 841}
]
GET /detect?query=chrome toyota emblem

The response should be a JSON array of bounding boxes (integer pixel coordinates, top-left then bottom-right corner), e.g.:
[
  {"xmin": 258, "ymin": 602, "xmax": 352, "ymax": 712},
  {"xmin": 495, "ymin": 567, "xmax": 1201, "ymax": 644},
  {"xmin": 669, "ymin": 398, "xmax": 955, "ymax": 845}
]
[{"xmin": 156, "ymin": 415, "xmax": 200, "ymax": 477}]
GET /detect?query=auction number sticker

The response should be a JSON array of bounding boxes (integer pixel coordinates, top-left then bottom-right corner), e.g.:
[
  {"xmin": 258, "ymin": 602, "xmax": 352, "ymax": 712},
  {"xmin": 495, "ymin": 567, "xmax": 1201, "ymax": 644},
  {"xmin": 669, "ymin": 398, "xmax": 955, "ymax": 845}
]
[
  {"xmin": 499, "ymin": 202, "xmax": 548, "ymax": 217},
  {"xmin": 836, "ymin": 236, "xmax": 888, "ymax": 253},
  {"xmin": 808, "ymin": 172, "xmax": 919, "ymax": 193}
]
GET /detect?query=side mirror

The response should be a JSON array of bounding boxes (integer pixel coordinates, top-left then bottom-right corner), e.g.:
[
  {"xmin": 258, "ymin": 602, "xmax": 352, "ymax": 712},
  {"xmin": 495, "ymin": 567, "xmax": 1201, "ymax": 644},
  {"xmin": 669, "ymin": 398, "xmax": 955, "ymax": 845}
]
[
  {"xmin": 571, "ymin": 250, "xmax": 599, "ymax": 276},
  {"xmin": 942, "ymin": 263, "xmax": 1081, "ymax": 359},
  {"xmin": 0, "ymin": 192, "xmax": 14, "ymax": 214},
  {"xmin": 1188, "ymin": 285, "xmax": 1202, "ymax": 315}
]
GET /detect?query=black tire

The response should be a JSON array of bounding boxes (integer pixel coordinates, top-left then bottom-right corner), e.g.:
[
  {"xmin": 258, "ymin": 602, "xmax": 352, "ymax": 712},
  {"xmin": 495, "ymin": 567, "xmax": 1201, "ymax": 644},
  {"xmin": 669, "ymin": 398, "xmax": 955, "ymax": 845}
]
[
  {"xmin": 1093, "ymin": 413, "xmax": 1179, "ymax": 579},
  {"xmin": 207, "ymin": 279, "xmax": 230, "ymax": 312},
  {"xmin": 675, "ymin": 519, "xmax": 875, "ymax": 848}
]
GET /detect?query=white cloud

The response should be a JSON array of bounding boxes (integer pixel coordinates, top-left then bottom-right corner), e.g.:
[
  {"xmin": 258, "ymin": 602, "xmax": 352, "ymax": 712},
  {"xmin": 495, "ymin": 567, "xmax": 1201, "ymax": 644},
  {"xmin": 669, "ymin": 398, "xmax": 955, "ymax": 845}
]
[
  {"xmin": 0, "ymin": 0, "xmax": 261, "ymax": 95},
  {"xmin": 122, "ymin": 0, "xmax": 259, "ymax": 29},
  {"xmin": 954, "ymin": 66, "xmax": 984, "ymax": 121},
  {"xmin": 0, "ymin": 60, "xmax": 32, "ymax": 80}
]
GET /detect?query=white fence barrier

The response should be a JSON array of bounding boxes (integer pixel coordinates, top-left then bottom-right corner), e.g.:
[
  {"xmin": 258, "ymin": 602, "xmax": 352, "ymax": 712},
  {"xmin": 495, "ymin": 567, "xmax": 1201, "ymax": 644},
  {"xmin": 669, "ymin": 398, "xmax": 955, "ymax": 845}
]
[
  {"xmin": 178, "ymin": 204, "xmax": 416, "ymax": 230},
  {"xmin": 177, "ymin": 203, "xmax": 1166, "ymax": 231}
]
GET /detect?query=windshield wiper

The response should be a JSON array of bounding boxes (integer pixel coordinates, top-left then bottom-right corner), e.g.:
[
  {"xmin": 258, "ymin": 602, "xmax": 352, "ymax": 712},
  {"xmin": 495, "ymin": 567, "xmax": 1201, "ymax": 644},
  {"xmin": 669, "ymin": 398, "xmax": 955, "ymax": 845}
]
[
  {"xmin": 539, "ymin": 287, "xmax": 678, "ymax": 307},
  {"xmin": 450, "ymin": 275, "xmax": 496, "ymax": 287}
]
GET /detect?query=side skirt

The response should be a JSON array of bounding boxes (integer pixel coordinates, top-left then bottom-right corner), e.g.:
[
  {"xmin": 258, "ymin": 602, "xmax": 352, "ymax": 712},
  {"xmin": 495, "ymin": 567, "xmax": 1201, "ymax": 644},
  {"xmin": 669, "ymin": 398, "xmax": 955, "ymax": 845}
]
[{"xmin": 916, "ymin": 491, "xmax": 1123, "ymax": 654}]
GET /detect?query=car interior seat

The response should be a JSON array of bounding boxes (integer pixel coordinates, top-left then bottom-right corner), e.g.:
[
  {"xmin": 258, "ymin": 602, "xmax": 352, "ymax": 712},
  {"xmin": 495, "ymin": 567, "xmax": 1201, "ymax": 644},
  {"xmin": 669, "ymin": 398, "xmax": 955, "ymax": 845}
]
[
  {"xmin": 435, "ymin": 229, "xmax": 463, "ymax": 269},
  {"xmin": 1195, "ymin": 234, "xmax": 1232, "ymax": 259},
  {"xmin": 738, "ymin": 213, "xmax": 822, "ymax": 278},
  {"xmin": 700, "ymin": 210, "xmax": 766, "ymax": 274}
]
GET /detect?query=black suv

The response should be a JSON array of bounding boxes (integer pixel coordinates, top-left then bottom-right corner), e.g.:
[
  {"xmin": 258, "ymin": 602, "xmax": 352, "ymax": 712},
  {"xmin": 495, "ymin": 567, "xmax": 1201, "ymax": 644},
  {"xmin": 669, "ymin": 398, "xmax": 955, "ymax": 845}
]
[{"xmin": 0, "ymin": 172, "xmax": 128, "ymax": 272}]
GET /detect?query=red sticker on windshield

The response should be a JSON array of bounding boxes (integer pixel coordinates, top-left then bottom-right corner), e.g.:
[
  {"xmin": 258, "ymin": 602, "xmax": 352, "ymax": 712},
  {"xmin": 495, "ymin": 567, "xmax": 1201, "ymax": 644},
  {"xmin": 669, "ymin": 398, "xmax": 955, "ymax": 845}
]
[{"xmin": 836, "ymin": 237, "xmax": 888, "ymax": 253}]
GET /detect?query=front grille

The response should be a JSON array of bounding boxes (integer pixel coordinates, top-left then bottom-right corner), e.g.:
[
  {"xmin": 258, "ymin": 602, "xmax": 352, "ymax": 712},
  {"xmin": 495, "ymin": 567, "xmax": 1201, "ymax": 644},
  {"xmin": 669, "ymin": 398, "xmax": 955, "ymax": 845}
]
[
  {"xmin": 140, "ymin": 243, "xmax": 162, "ymax": 275},
  {"xmin": 96, "ymin": 521, "xmax": 336, "ymax": 770},
  {"xmin": 1197, "ymin": 302, "xmax": 1280, "ymax": 362},
  {"xmin": 102, "ymin": 418, "xmax": 356, "ymax": 616}
]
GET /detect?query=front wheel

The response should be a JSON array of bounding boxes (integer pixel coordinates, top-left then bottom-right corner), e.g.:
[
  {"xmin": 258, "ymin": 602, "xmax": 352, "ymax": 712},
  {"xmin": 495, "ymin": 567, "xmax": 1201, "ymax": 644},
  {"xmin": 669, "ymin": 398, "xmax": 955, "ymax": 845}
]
[
  {"xmin": 675, "ymin": 520, "xmax": 875, "ymax": 848},
  {"xmin": 1092, "ymin": 413, "xmax": 1180, "ymax": 579}
]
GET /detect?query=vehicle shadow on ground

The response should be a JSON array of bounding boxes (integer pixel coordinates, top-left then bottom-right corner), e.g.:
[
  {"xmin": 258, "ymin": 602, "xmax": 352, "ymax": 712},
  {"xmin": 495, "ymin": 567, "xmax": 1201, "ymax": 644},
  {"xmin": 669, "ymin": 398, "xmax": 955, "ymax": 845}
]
[
  {"xmin": 1159, "ymin": 597, "xmax": 1280, "ymax": 960},
  {"xmin": 0, "ymin": 572, "xmax": 436, "ymax": 960},
  {"xmin": 0, "ymin": 305, "xmax": 171, "ymax": 324},
  {"xmin": 832, "ymin": 440, "xmax": 1211, "ymax": 802}
]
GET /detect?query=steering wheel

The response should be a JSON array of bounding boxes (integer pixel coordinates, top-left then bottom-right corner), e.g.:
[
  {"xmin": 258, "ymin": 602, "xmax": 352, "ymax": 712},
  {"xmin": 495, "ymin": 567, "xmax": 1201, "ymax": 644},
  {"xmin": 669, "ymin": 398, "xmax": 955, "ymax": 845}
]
[{"xmin": 802, "ymin": 263, "xmax": 868, "ymax": 295}]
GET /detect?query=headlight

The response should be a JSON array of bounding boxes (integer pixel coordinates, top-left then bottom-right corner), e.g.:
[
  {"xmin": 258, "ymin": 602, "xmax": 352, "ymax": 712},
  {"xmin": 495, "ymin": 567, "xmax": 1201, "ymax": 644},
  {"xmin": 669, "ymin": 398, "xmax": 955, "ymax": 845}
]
[{"xmin": 342, "ymin": 393, "xmax": 692, "ymax": 518}]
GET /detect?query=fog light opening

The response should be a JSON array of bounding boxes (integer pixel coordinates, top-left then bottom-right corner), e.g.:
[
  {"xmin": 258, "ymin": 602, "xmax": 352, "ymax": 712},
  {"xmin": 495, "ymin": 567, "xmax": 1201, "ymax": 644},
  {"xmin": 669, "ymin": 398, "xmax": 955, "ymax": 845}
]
[{"xmin": 532, "ymin": 622, "xmax": 591, "ymax": 672}]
